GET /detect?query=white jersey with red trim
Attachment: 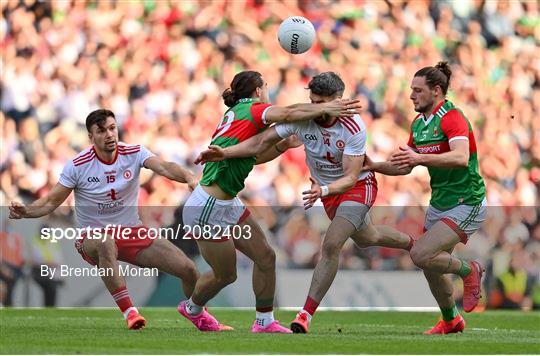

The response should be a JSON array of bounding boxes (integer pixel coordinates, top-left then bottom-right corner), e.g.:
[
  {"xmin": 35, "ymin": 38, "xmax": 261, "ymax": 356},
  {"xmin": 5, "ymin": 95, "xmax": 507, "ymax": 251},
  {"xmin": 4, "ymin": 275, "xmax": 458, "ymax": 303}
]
[
  {"xmin": 275, "ymin": 114, "xmax": 370, "ymax": 185},
  {"xmin": 59, "ymin": 143, "xmax": 155, "ymax": 228}
]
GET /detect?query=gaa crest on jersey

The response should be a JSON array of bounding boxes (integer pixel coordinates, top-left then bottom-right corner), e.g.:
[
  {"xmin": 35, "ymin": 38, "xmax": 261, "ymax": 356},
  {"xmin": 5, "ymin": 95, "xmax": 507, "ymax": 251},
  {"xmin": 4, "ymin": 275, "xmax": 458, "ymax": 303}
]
[
  {"xmin": 433, "ymin": 126, "xmax": 439, "ymax": 137},
  {"xmin": 336, "ymin": 140, "xmax": 345, "ymax": 150},
  {"xmin": 123, "ymin": 169, "xmax": 133, "ymax": 180}
]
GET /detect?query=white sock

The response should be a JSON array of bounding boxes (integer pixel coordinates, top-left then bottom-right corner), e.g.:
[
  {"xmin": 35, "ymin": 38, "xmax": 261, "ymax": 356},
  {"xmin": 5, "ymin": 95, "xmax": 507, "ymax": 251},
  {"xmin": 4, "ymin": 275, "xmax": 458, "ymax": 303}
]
[
  {"xmin": 123, "ymin": 306, "xmax": 138, "ymax": 320},
  {"xmin": 186, "ymin": 298, "xmax": 203, "ymax": 316},
  {"xmin": 255, "ymin": 311, "xmax": 275, "ymax": 328},
  {"xmin": 300, "ymin": 309, "xmax": 312, "ymax": 323}
]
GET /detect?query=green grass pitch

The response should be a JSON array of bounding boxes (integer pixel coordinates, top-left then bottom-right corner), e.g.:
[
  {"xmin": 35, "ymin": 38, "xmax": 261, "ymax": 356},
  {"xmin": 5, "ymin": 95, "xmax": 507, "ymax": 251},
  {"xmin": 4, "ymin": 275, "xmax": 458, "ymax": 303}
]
[{"xmin": 0, "ymin": 308, "xmax": 538, "ymax": 354}]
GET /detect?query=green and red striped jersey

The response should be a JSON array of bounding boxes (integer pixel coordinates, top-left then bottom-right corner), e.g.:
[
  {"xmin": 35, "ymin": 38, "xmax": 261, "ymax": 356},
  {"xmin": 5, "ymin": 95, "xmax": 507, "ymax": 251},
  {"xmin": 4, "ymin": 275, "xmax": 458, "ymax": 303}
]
[
  {"xmin": 407, "ymin": 100, "xmax": 486, "ymax": 210},
  {"xmin": 200, "ymin": 98, "xmax": 272, "ymax": 196}
]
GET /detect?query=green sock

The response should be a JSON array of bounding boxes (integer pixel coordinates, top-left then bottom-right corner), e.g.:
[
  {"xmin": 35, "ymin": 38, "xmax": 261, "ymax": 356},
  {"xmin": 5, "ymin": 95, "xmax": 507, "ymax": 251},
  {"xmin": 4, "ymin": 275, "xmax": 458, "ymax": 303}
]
[
  {"xmin": 440, "ymin": 305, "xmax": 459, "ymax": 322},
  {"xmin": 457, "ymin": 259, "xmax": 472, "ymax": 277}
]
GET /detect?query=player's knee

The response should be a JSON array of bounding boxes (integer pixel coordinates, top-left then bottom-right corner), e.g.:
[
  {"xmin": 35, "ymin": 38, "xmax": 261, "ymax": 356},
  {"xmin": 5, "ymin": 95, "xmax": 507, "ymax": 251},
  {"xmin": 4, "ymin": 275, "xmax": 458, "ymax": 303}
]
[
  {"xmin": 216, "ymin": 272, "xmax": 237, "ymax": 287},
  {"xmin": 321, "ymin": 240, "xmax": 342, "ymax": 259},
  {"xmin": 214, "ymin": 266, "xmax": 237, "ymax": 286},
  {"xmin": 410, "ymin": 246, "xmax": 429, "ymax": 269},
  {"xmin": 182, "ymin": 260, "xmax": 199, "ymax": 281},
  {"xmin": 97, "ymin": 238, "xmax": 117, "ymax": 261}
]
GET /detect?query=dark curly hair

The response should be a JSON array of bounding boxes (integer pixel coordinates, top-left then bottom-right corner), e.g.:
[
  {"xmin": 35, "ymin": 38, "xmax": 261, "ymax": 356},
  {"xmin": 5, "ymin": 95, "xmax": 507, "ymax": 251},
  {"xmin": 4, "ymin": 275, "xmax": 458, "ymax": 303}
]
[
  {"xmin": 414, "ymin": 61, "xmax": 452, "ymax": 95},
  {"xmin": 222, "ymin": 71, "xmax": 264, "ymax": 107},
  {"xmin": 307, "ymin": 72, "xmax": 345, "ymax": 97},
  {"xmin": 85, "ymin": 109, "xmax": 115, "ymax": 132}
]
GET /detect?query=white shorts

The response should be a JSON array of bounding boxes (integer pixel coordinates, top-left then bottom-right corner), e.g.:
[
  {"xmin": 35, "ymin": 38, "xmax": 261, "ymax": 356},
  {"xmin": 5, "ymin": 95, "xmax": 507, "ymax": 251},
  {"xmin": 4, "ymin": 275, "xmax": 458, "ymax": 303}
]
[
  {"xmin": 424, "ymin": 197, "xmax": 487, "ymax": 244},
  {"xmin": 182, "ymin": 185, "xmax": 249, "ymax": 241}
]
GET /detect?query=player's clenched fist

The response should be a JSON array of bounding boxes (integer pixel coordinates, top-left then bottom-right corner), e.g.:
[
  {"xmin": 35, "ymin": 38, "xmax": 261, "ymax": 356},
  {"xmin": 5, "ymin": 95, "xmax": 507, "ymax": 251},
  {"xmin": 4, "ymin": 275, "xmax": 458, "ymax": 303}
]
[{"xmin": 9, "ymin": 201, "xmax": 27, "ymax": 219}]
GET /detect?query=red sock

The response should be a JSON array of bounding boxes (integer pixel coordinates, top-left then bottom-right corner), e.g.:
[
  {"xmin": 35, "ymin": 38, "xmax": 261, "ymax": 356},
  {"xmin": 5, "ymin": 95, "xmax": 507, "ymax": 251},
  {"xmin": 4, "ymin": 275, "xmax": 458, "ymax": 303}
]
[
  {"xmin": 303, "ymin": 296, "xmax": 319, "ymax": 316},
  {"xmin": 111, "ymin": 286, "xmax": 133, "ymax": 313}
]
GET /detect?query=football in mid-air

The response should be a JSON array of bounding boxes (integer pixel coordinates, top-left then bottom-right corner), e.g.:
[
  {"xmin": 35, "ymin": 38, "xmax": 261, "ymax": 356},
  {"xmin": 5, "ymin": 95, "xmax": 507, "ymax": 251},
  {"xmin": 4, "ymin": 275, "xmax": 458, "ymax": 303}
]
[{"xmin": 277, "ymin": 16, "xmax": 316, "ymax": 54}]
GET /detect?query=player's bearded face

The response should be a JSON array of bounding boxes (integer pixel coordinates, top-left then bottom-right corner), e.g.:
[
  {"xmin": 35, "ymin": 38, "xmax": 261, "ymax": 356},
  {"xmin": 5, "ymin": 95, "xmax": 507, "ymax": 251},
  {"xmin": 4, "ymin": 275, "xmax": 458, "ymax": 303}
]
[
  {"xmin": 311, "ymin": 93, "xmax": 339, "ymax": 124},
  {"xmin": 89, "ymin": 117, "xmax": 118, "ymax": 153},
  {"xmin": 410, "ymin": 76, "xmax": 435, "ymax": 114}
]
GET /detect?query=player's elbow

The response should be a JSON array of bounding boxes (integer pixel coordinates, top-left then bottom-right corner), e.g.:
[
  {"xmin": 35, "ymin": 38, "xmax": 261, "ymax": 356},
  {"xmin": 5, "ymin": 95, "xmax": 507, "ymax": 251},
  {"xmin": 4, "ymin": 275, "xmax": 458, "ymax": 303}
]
[{"xmin": 160, "ymin": 162, "xmax": 175, "ymax": 177}]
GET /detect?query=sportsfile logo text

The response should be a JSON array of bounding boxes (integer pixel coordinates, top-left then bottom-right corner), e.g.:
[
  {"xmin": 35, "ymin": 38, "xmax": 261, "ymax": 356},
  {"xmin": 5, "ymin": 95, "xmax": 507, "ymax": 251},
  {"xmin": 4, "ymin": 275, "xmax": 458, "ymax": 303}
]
[{"xmin": 40, "ymin": 224, "xmax": 252, "ymax": 243}]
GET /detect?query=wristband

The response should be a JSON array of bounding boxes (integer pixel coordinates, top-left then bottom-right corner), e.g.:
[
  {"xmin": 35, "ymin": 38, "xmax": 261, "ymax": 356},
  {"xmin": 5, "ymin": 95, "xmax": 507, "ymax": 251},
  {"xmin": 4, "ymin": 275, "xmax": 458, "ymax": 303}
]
[{"xmin": 320, "ymin": 185, "xmax": 329, "ymax": 197}]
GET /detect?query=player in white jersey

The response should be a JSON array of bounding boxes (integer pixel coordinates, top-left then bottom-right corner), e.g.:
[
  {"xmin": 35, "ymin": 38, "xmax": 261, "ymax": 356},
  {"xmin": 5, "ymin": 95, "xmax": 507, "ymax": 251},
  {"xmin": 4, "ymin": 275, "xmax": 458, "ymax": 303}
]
[
  {"xmin": 9, "ymin": 109, "xmax": 209, "ymax": 330},
  {"xmin": 196, "ymin": 72, "xmax": 415, "ymax": 333}
]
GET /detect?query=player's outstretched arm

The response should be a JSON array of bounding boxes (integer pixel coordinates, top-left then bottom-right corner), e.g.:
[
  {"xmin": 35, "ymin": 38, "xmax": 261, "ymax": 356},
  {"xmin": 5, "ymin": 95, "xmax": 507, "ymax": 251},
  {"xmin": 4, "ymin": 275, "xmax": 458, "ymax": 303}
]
[
  {"xmin": 143, "ymin": 157, "xmax": 197, "ymax": 191},
  {"xmin": 264, "ymin": 98, "xmax": 362, "ymax": 124},
  {"xmin": 255, "ymin": 134, "xmax": 303, "ymax": 165},
  {"xmin": 389, "ymin": 140, "xmax": 469, "ymax": 169},
  {"xmin": 302, "ymin": 154, "xmax": 364, "ymax": 209},
  {"xmin": 9, "ymin": 183, "xmax": 72, "ymax": 219},
  {"xmin": 364, "ymin": 154, "xmax": 413, "ymax": 176},
  {"xmin": 195, "ymin": 127, "xmax": 283, "ymax": 165}
]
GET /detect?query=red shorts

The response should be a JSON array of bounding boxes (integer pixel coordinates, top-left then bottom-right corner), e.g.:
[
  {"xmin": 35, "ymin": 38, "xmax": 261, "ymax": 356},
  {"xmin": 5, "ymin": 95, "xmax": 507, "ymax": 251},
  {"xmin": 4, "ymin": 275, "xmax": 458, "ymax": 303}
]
[
  {"xmin": 321, "ymin": 173, "xmax": 378, "ymax": 220},
  {"xmin": 74, "ymin": 226, "xmax": 154, "ymax": 266}
]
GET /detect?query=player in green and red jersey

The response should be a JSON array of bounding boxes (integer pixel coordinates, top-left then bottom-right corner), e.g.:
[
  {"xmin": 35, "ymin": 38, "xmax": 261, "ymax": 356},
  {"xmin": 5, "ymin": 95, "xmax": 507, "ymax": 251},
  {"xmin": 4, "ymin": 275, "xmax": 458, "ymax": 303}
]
[
  {"xmin": 365, "ymin": 62, "xmax": 487, "ymax": 334},
  {"xmin": 178, "ymin": 70, "xmax": 362, "ymax": 333}
]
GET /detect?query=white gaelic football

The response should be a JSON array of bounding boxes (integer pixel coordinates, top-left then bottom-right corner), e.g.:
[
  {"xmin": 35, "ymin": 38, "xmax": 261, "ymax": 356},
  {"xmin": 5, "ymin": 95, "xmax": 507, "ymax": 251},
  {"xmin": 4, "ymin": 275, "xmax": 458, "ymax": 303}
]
[{"xmin": 277, "ymin": 16, "xmax": 316, "ymax": 54}]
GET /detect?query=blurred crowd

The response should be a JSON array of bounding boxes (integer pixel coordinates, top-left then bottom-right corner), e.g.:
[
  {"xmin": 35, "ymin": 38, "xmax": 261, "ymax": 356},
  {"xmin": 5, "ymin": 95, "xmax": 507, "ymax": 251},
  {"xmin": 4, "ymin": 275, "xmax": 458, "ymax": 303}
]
[{"xmin": 1, "ymin": 0, "xmax": 539, "ymax": 308}]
